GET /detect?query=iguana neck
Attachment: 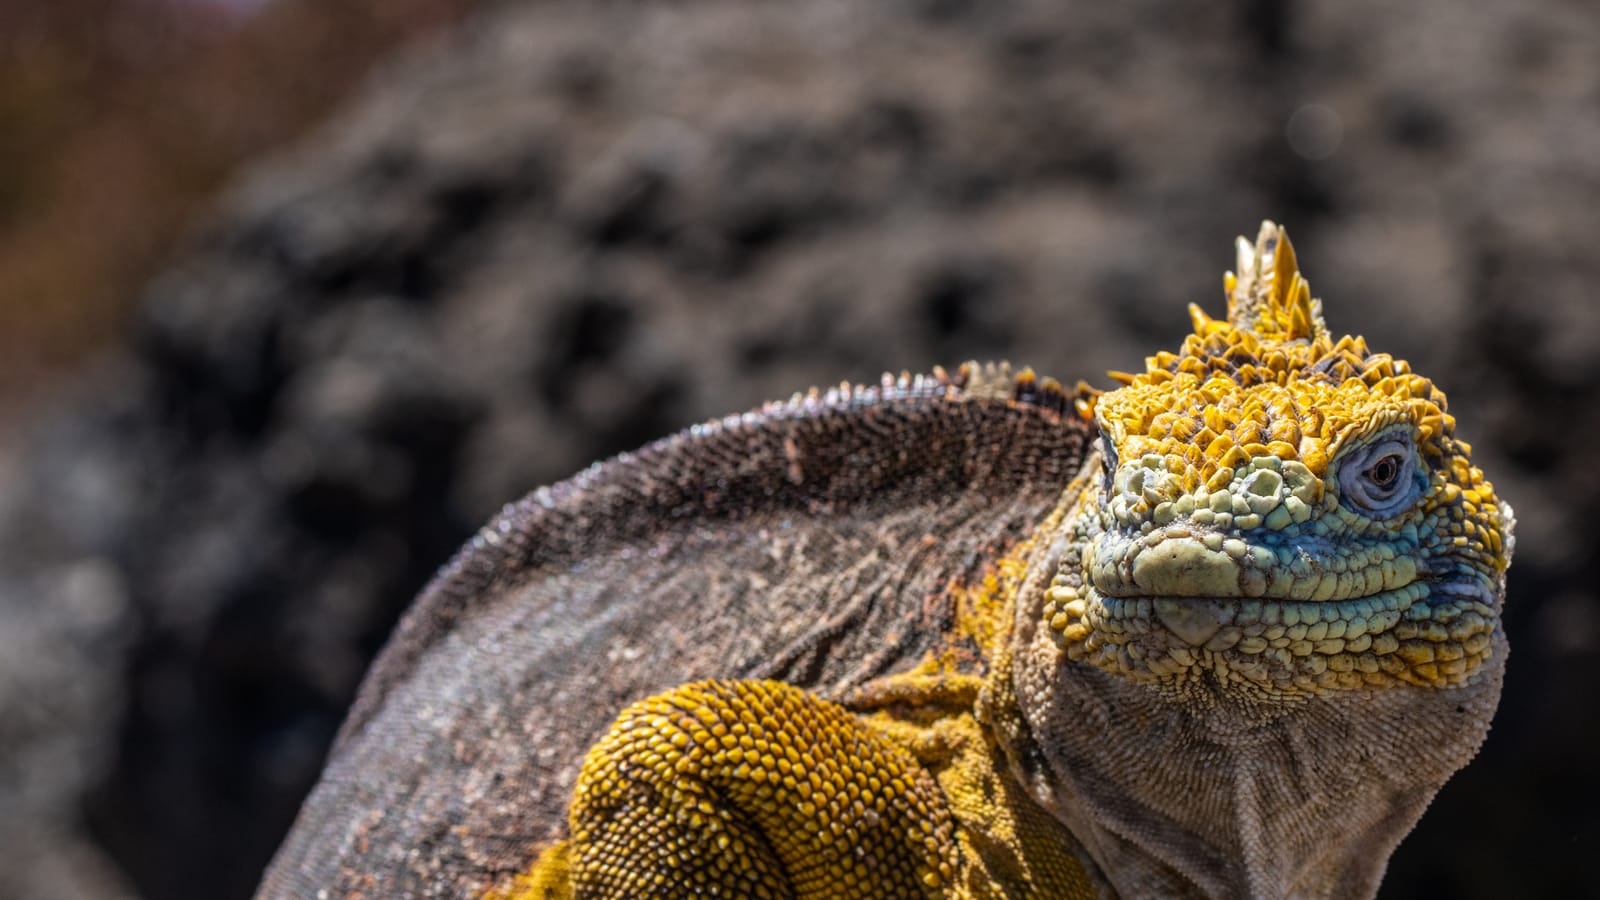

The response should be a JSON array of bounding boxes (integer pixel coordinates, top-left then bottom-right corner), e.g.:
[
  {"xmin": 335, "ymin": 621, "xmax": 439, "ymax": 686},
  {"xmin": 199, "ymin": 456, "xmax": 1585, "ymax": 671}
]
[{"xmin": 987, "ymin": 594, "xmax": 1504, "ymax": 899}]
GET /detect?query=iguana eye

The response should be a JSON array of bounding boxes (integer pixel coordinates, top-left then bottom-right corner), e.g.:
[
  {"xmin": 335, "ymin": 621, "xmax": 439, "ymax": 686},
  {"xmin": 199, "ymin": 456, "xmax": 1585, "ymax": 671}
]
[{"xmin": 1336, "ymin": 434, "xmax": 1419, "ymax": 518}]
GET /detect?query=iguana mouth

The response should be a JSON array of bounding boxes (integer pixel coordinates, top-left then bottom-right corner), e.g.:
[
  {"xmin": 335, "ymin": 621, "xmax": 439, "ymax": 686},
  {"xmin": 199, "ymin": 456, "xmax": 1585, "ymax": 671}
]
[
  {"xmin": 1081, "ymin": 525, "xmax": 1423, "ymax": 605},
  {"xmin": 1047, "ymin": 571, "xmax": 1499, "ymax": 691},
  {"xmin": 1090, "ymin": 581, "xmax": 1428, "ymax": 649}
]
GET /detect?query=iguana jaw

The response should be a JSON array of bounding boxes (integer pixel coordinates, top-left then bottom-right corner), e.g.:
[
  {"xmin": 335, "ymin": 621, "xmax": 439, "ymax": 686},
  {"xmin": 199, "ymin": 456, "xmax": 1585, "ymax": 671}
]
[{"xmin": 998, "ymin": 603, "xmax": 1506, "ymax": 899}]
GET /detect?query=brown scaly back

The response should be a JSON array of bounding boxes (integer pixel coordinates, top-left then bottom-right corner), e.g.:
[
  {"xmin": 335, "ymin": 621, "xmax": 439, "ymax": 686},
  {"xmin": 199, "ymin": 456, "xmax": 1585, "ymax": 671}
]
[{"xmin": 261, "ymin": 357, "xmax": 1098, "ymax": 898}]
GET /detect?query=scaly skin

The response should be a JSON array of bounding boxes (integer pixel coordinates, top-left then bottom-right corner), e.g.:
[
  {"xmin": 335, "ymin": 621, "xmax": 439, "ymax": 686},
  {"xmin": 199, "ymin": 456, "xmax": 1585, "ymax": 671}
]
[{"xmin": 259, "ymin": 222, "xmax": 1511, "ymax": 900}]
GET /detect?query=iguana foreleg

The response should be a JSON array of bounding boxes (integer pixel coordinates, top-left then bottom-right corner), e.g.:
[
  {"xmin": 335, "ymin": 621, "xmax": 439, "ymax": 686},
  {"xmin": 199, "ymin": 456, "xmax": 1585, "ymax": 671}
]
[{"xmin": 503, "ymin": 679, "xmax": 958, "ymax": 898}]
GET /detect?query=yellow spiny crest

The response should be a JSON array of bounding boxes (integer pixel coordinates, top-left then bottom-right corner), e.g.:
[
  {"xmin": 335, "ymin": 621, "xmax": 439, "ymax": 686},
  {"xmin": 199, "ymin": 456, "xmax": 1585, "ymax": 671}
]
[{"xmin": 1091, "ymin": 221, "xmax": 1458, "ymax": 489}]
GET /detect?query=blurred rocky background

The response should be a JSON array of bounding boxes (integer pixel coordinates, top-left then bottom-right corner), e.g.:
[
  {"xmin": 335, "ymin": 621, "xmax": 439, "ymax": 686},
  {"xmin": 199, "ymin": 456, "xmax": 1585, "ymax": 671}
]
[{"xmin": 0, "ymin": 0, "xmax": 1594, "ymax": 898}]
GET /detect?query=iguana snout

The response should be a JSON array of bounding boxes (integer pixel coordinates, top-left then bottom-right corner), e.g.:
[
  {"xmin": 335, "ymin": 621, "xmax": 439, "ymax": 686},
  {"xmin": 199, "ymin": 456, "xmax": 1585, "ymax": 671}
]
[{"xmin": 1127, "ymin": 540, "xmax": 1243, "ymax": 597}]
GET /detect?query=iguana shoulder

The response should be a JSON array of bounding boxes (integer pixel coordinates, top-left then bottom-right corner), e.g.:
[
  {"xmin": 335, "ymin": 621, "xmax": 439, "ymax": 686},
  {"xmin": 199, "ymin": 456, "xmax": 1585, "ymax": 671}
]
[{"xmin": 261, "ymin": 363, "xmax": 1095, "ymax": 897}]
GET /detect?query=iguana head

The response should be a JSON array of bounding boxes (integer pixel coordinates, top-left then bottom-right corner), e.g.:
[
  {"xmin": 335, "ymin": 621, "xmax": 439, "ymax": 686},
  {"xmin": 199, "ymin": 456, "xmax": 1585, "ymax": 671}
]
[
  {"xmin": 994, "ymin": 221, "xmax": 1514, "ymax": 897},
  {"xmin": 1047, "ymin": 221, "xmax": 1513, "ymax": 695}
]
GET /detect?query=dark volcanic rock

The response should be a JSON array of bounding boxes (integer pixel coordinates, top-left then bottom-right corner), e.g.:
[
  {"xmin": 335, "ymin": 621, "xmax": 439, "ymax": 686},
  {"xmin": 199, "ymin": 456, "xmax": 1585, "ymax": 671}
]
[{"xmin": 1, "ymin": 1, "xmax": 1596, "ymax": 898}]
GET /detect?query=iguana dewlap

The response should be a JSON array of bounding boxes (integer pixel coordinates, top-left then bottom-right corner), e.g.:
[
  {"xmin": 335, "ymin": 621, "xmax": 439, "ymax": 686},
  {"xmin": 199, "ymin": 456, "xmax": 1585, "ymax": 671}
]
[{"xmin": 259, "ymin": 222, "xmax": 1512, "ymax": 899}]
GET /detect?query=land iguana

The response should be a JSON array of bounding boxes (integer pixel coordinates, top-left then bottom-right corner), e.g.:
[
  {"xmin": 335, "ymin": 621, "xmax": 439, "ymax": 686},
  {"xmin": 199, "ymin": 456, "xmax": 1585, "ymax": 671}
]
[{"xmin": 259, "ymin": 222, "xmax": 1513, "ymax": 899}]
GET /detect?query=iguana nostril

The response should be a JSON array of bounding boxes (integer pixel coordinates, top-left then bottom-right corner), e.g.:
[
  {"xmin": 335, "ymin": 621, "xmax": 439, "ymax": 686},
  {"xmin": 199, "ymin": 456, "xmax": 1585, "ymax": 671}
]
[
  {"xmin": 1245, "ymin": 469, "xmax": 1281, "ymax": 497},
  {"xmin": 1243, "ymin": 469, "xmax": 1284, "ymax": 516}
]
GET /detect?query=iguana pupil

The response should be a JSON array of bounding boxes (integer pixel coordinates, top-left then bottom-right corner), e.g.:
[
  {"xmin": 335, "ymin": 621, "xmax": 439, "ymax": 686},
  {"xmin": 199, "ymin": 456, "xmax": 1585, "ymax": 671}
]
[{"xmin": 1368, "ymin": 455, "xmax": 1400, "ymax": 489}]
